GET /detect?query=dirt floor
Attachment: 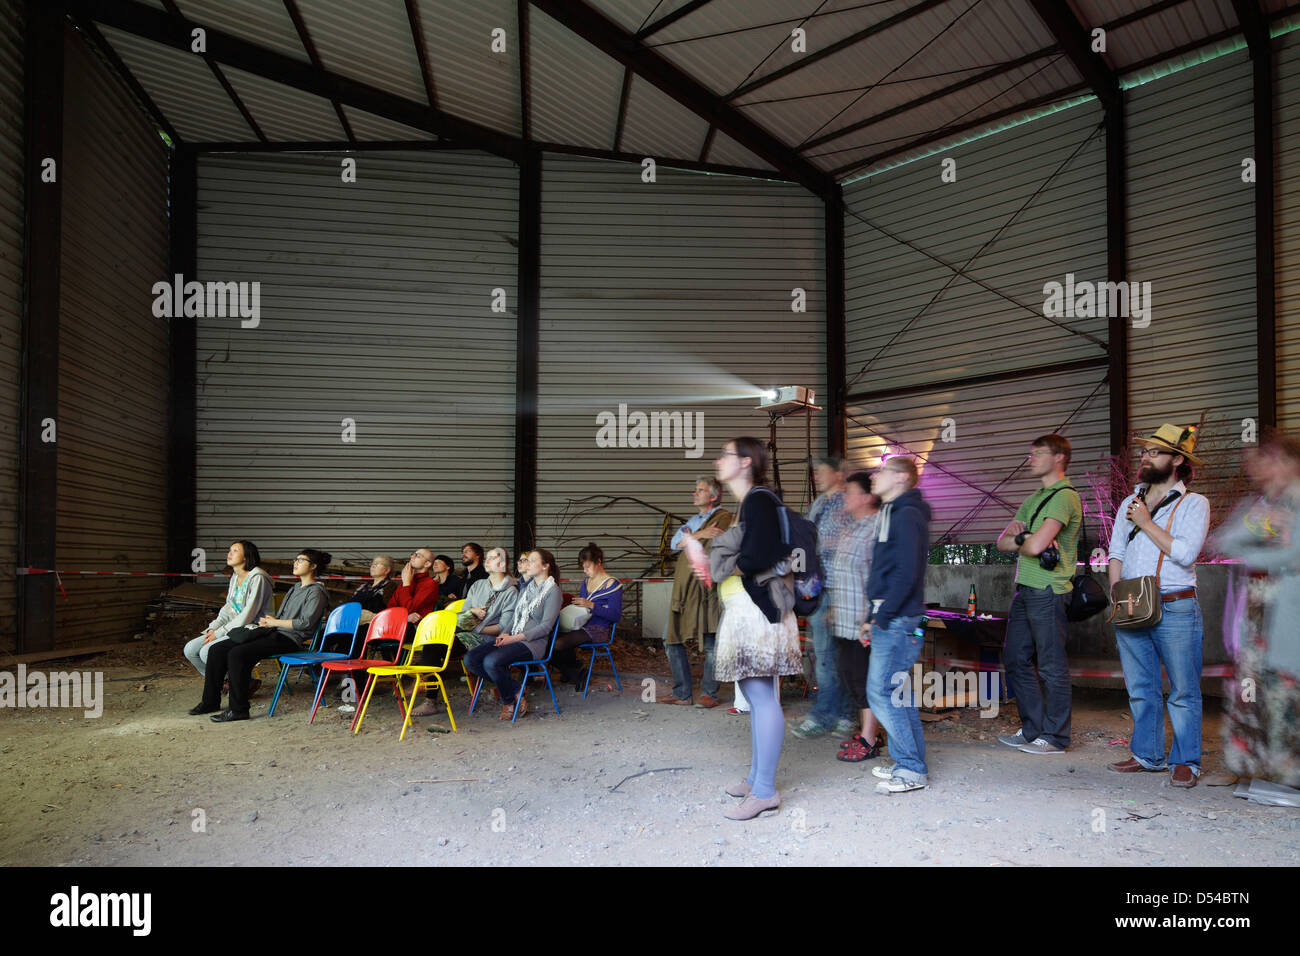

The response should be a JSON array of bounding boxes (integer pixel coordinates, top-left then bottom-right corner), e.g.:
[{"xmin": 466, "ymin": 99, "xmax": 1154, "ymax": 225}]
[{"xmin": 2, "ymin": 626, "xmax": 1298, "ymax": 867}]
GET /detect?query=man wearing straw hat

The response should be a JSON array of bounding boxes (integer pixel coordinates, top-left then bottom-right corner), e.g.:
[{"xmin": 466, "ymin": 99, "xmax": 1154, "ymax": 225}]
[{"xmin": 1106, "ymin": 424, "xmax": 1211, "ymax": 788}]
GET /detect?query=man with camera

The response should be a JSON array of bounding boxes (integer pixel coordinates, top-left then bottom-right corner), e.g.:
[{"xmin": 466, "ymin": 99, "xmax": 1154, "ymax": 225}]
[
  {"xmin": 995, "ymin": 434, "xmax": 1083, "ymax": 755},
  {"xmin": 1106, "ymin": 424, "xmax": 1210, "ymax": 787}
]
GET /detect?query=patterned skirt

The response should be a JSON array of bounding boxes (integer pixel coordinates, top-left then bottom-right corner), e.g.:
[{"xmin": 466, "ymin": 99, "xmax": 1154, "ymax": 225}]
[
  {"xmin": 1222, "ymin": 575, "xmax": 1300, "ymax": 787},
  {"xmin": 714, "ymin": 582, "xmax": 801, "ymax": 682}
]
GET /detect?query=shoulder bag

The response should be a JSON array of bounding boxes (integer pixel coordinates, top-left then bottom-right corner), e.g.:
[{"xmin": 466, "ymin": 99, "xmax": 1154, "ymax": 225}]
[{"xmin": 1107, "ymin": 494, "xmax": 1187, "ymax": 629}]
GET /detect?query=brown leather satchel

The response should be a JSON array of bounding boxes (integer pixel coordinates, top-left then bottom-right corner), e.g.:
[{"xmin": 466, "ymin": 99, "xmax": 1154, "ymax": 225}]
[{"xmin": 1107, "ymin": 494, "xmax": 1186, "ymax": 629}]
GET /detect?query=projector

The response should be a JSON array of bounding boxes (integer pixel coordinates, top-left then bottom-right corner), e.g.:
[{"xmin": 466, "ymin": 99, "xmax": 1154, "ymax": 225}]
[{"xmin": 758, "ymin": 386, "xmax": 815, "ymax": 410}]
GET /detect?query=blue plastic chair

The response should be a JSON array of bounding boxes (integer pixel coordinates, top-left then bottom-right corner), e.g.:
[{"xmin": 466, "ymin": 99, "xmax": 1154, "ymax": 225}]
[
  {"xmin": 268, "ymin": 602, "xmax": 362, "ymax": 716},
  {"xmin": 468, "ymin": 619, "xmax": 560, "ymax": 723},
  {"xmin": 577, "ymin": 623, "xmax": 620, "ymax": 697}
]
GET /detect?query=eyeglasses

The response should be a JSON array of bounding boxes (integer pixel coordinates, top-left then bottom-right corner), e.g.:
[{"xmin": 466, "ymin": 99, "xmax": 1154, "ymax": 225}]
[
  {"xmin": 293, "ymin": 557, "xmax": 310, "ymax": 564},
  {"xmin": 1139, "ymin": 448, "xmax": 1171, "ymax": 459}
]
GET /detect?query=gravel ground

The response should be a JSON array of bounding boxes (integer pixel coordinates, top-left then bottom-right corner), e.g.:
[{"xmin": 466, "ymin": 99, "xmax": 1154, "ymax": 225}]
[{"xmin": 2, "ymin": 639, "xmax": 1297, "ymax": 867}]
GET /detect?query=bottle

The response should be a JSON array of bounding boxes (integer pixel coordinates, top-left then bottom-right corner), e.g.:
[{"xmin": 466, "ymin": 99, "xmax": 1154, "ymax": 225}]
[{"xmin": 967, "ymin": 584, "xmax": 977, "ymax": 619}]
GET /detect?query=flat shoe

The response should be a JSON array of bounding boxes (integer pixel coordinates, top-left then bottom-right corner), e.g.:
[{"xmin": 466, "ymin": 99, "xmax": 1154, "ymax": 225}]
[
  {"xmin": 188, "ymin": 703, "xmax": 219, "ymax": 715},
  {"xmin": 1109, "ymin": 757, "xmax": 1164, "ymax": 773},
  {"xmin": 1201, "ymin": 771, "xmax": 1239, "ymax": 787},
  {"xmin": 724, "ymin": 781, "xmax": 753, "ymax": 798},
  {"xmin": 210, "ymin": 709, "xmax": 249, "ymax": 723},
  {"xmin": 1170, "ymin": 765, "xmax": 1198, "ymax": 788},
  {"xmin": 724, "ymin": 792, "xmax": 781, "ymax": 820}
]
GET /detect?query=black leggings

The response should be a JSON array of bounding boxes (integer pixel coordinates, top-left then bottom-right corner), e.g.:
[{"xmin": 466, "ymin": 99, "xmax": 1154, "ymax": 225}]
[
  {"xmin": 836, "ymin": 639, "xmax": 871, "ymax": 712},
  {"xmin": 202, "ymin": 627, "xmax": 299, "ymax": 714}
]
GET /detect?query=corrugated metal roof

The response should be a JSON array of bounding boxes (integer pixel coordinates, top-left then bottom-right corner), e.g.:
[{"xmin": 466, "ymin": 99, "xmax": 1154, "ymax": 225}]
[
  {"xmin": 341, "ymin": 104, "xmax": 436, "ymax": 140},
  {"xmin": 619, "ymin": 73, "xmax": 711, "ymax": 160},
  {"xmin": 294, "ymin": 0, "xmax": 427, "ymax": 103},
  {"xmin": 418, "ymin": 0, "xmax": 522, "ymax": 136},
  {"xmin": 221, "ymin": 64, "xmax": 345, "ymax": 140},
  {"xmin": 99, "ymin": 24, "xmax": 255, "ymax": 142},
  {"xmin": 172, "ymin": 0, "xmax": 310, "ymax": 63},
  {"xmin": 705, "ymin": 130, "xmax": 775, "ymax": 170},
  {"xmin": 85, "ymin": 0, "xmax": 1286, "ymax": 180},
  {"xmin": 529, "ymin": 5, "xmax": 623, "ymax": 148}
]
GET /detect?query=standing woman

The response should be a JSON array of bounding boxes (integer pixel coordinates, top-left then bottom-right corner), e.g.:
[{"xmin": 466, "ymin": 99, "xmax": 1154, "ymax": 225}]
[
  {"xmin": 710, "ymin": 437, "xmax": 802, "ymax": 820},
  {"xmin": 465, "ymin": 549, "xmax": 562, "ymax": 720},
  {"xmin": 552, "ymin": 542, "xmax": 623, "ymax": 686},
  {"xmin": 192, "ymin": 549, "xmax": 332, "ymax": 722},
  {"xmin": 1211, "ymin": 433, "xmax": 1300, "ymax": 787},
  {"xmin": 183, "ymin": 541, "xmax": 273, "ymax": 677}
]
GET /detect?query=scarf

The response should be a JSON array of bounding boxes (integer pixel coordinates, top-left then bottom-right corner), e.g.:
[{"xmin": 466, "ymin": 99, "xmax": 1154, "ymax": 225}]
[{"xmin": 511, "ymin": 577, "xmax": 555, "ymax": 633}]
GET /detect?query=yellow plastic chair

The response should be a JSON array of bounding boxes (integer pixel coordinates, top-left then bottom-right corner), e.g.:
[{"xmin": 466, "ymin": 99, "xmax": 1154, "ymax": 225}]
[
  {"xmin": 446, "ymin": 599, "xmax": 466, "ymax": 614},
  {"xmin": 443, "ymin": 599, "xmax": 474, "ymax": 691},
  {"xmin": 354, "ymin": 609, "xmax": 458, "ymax": 739}
]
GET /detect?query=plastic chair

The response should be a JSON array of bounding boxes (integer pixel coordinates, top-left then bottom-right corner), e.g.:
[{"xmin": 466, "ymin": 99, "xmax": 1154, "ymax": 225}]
[
  {"xmin": 269, "ymin": 603, "xmax": 362, "ymax": 716},
  {"xmin": 468, "ymin": 619, "xmax": 560, "ymax": 723},
  {"xmin": 308, "ymin": 607, "xmax": 407, "ymax": 724},
  {"xmin": 353, "ymin": 609, "xmax": 458, "ymax": 738},
  {"xmin": 576, "ymin": 623, "xmax": 620, "ymax": 698},
  {"xmin": 446, "ymin": 599, "xmax": 465, "ymax": 614}
]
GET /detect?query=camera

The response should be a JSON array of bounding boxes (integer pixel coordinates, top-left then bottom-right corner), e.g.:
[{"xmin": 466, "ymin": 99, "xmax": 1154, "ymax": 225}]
[{"xmin": 1038, "ymin": 546, "xmax": 1060, "ymax": 571}]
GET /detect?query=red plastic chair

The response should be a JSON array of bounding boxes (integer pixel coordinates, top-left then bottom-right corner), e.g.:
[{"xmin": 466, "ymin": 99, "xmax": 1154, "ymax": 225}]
[{"xmin": 308, "ymin": 606, "xmax": 408, "ymax": 724}]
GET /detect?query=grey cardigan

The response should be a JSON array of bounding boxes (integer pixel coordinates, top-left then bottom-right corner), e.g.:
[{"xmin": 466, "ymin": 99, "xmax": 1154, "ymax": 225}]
[
  {"xmin": 1212, "ymin": 487, "xmax": 1300, "ymax": 677},
  {"xmin": 472, "ymin": 576, "xmax": 520, "ymax": 635},
  {"xmin": 273, "ymin": 581, "xmax": 330, "ymax": 648},
  {"xmin": 510, "ymin": 580, "xmax": 562, "ymax": 658}
]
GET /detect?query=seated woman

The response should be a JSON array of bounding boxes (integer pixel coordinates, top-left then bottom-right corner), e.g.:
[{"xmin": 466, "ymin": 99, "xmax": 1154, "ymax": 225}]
[
  {"xmin": 431, "ymin": 554, "xmax": 463, "ymax": 609},
  {"xmin": 464, "ymin": 549, "xmax": 561, "ymax": 720},
  {"xmin": 552, "ymin": 542, "xmax": 623, "ymax": 686},
  {"xmin": 409, "ymin": 547, "xmax": 519, "ymax": 718},
  {"xmin": 183, "ymin": 541, "xmax": 273, "ymax": 677},
  {"xmin": 190, "ymin": 549, "xmax": 332, "ymax": 722},
  {"xmin": 325, "ymin": 554, "xmax": 396, "ymax": 655}
]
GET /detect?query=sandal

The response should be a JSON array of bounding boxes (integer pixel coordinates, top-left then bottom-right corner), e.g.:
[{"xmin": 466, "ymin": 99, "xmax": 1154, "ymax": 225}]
[
  {"xmin": 514, "ymin": 693, "xmax": 528, "ymax": 719},
  {"xmin": 836, "ymin": 735, "xmax": 881, "ymax": 762},
  {"xmin": 499, "ymin": 704, "xmax": 513, "ymax": 721}
]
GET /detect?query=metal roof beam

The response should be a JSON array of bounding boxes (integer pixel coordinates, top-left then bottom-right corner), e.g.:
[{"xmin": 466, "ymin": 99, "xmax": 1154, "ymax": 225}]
[
  {"xmin": 158, "ymin": 0, "xmax": 264, "ymax": 141},
  {"xmin": 726, "ymin": 0, "xmax": 950, "ymax": 102},
  {"xmin": 283, "ymin": 0, "xmax": 354, "ymax": 144},
  {"xmin": 72, "ymin": 15, "xmax": 182, "ymax": 145},
  {"xmin": 1028, "ymin": 0, "xmax": 1119, "ymax": 109},
  {"xmin": 69, "ymin": 0, "xmax": 523, "ymax": 160},
  {"xmin": 519, "ymin": 0, "xmax": 532, "ymax": 140},
  {"xmin": 529, "ymin": 0, "xmax": 833, "ymax": 198},
  {"xmin": 1232, "ymin": 0, "xmax": 1269, "ymax": 56},
  {"xmin": 404, "ymin": 0, "xmax": 439, "ymax": 111}
]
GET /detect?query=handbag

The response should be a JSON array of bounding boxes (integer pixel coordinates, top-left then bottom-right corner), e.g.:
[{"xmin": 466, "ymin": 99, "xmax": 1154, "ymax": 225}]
[
  {"xmin": 558, "ymin": 604, "xmax": 592, "ymax": 631},
  {"xmin": 1107, "ymin": 493, "xmax": 1187, "ymax": 629},
  {"xmin": 1066, "ymin": 502, "xmax": 1109, "ymax": 622}
]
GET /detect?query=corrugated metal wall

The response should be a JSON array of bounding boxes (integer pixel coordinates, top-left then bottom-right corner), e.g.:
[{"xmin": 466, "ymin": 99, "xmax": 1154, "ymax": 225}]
[
  {"xmin": 0, "ymin": 0, "xmax": 21, "ymax": 652},
  {"xmin": 195, "ymin": 150, "xmax": 518, "ymax": 563},
  {"xmin": 1126, "ymin": 49, "xmax": 1256, "ymax": 447},
  {"xmin": 56, "ymin": 28, "xmax": 170, "ymax": 646},
  {"xmin": 537, "ymin": 156, "xmax": 825, "ymax": 576},
  {"xmin": 843, "ymin": 101, "xmax": 1110, "ymax": 544},
  {"xmin": 1277, "ymin": 30, "xmax": 1300, "ymax": 434}
]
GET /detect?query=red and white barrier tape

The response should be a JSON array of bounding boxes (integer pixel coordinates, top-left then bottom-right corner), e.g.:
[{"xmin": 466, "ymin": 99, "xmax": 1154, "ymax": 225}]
[{"xmin": 15, "ymin": 568, "xmax": 673, "ymax": 584}]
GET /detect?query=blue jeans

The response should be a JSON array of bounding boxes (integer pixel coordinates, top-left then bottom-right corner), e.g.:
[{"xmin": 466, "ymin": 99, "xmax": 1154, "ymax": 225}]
[
  {"xmin": 664, "ymin": 636, "xmax": 718, "ymax": 700},
  {"xmin": 865, "ymin": 616, "xmax": 927, "ymax": 782},
  {"xmin": 806, "ymin": 606, "xmax": 851, "ymax": 727},
  {"xmin": 464, "ymin": 641, "xmax": 533, "ymax": 704},
  {"xmin": 1003, "ymin": 584, "xmax": 1072, "ymax": 748},
  {"xmin": 1115, "ymin": 596, "xmax": 1203, "ymax": 773}
]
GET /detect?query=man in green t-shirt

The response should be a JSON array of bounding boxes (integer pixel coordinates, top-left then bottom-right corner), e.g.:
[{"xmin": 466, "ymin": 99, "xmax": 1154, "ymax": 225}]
[{"xmin": 994, "ymin": 433, "xmax": 1083, "ymax": 755}]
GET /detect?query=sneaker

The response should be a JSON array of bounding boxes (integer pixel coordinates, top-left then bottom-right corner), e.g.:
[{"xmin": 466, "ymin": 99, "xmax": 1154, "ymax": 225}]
[
  {"xmin": 337, "ymin": 704, "xmax": 356, "ymax": 714},
  {"xmin": 791, "ymin": 718, "xmax": 829, "ymax": 739},
  {"xmin": 1018, "ymin": 737, "xmax": 1065, "ymax": 755},
  {"xmin": 726, "ymin": 707, "xmax": 748, "ymax": 716},
  {"xmin": 997, "ymin": 730, "xmax": 1029, "ymax": 748},
  {"xmin": 871, "ymin": 763, "xmax": 899, "ymax": 780},
  {"xmin": 695, "ymin": 695, "xmax": 721, "ymax": 709},
  {"xmin": 832, "ymin": 718, "xmax": 857, "ymax": 735},
  {"xmin": 875, "ymin": 775, "xmax": 927, "ymax": 794}
]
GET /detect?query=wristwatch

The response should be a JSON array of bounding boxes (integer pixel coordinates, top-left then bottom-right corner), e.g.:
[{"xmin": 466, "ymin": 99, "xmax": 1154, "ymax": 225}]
[{"xmin": 1015, "ymin": 532, "xmax": 1027, "ymax": 546}]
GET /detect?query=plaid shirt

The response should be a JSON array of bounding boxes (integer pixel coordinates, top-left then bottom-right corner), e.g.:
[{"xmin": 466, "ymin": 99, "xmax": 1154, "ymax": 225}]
[
  {"xmin": 808, "ymin": 489, "xmax": 853, "ymax": 564},
  {"xmin": 829, "ymin": 513, "xmax": 878, "ymax": 640}
]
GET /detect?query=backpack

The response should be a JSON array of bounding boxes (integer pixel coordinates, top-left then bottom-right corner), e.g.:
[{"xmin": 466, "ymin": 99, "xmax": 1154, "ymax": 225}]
[{"xmin": 754, "ymin": 487, "xmax": 824, "ymax": 616}]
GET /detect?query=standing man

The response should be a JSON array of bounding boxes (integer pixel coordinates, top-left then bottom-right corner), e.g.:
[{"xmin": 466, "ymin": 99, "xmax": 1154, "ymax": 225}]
[
  {"xmin": 792, "ymin": 457, "xmax": 857, "ymax": 739},
  {"xmin": 661, "ymin": 476, "xmax": 732, "ymax": 706},
  {"xmin": 864, "ymin": 456, "xmax": 931, "ymax": 794},
  {"xmin": 1107, "ymin": 424, "xmax": 1210, "ymax": 788},
  {"xmin": 995, "ymin": 434, "xmax": 1083, "ymax": 755}
]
